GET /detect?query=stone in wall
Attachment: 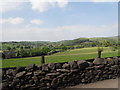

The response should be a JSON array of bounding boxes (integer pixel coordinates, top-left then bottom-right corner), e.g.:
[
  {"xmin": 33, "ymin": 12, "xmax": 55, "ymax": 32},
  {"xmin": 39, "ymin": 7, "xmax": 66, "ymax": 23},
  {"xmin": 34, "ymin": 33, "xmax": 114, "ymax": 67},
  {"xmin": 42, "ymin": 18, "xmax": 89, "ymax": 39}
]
[
  {"xmin": 77, "ymin": 60, "xmax": 89, "ymax": 70},
  {"xmin": 106, "ymin": 58, "xmax": 115, "ymax": 65},
  {"xmin": 93, "ymin": 58, "xmax": 107, "ymax": 65},
  {"xmin": 55, "ymin": 63, "xmax": 62, "ymax": 69},
  {"xmin": 62, "ymin": 63, "xmax": 70, "ymax": 69},
  {"xmin": 48, "ymin": 63, "xmax": 56, "ymax": 70},
  {"xmin": 15, "ymin": 66, "xmax": 25, "ymax": 73},
  {"xmin": 68, "ymin": 61, "xmax": 78, "ymax": 69},
  {"xmin": 113, "ymin": 56, "xmax": 119, "ymax": 65},
  {"xmin": 42, "ymin": 64, "xmax": 49, "ymax": 71}
]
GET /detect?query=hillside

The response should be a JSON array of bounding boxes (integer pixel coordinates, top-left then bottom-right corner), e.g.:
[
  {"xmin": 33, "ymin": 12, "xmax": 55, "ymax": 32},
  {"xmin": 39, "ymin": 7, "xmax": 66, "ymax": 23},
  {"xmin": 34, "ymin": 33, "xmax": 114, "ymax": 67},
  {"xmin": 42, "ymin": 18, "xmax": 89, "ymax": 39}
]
[
  {"xmin": 2, "ymin": 36, "xmax": 118, "ymax": 51},
  {"xmin": 2, "ymin": 47, "xmax": 118, "ymax": 68},
  {"xmin": 90, "ymin": 36, "xmax": 118, "ymax": 42}
]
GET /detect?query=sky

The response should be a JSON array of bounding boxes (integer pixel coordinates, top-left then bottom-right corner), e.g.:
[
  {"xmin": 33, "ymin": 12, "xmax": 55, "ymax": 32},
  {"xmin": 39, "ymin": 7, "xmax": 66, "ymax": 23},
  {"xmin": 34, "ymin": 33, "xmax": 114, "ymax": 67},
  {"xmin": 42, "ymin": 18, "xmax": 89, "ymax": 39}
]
[{"xmin": 0, "ymin": 0, "xmax": 119, "ymax": 42}]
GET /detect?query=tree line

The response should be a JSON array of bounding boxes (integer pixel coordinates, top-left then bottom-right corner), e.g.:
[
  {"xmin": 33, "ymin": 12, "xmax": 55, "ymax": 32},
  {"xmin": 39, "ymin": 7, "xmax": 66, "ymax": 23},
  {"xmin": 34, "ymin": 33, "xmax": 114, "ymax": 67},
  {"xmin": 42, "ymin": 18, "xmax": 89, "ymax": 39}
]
[{"xmin": 1, "ymin": 37, "xmax": 119, "ymax": 59}]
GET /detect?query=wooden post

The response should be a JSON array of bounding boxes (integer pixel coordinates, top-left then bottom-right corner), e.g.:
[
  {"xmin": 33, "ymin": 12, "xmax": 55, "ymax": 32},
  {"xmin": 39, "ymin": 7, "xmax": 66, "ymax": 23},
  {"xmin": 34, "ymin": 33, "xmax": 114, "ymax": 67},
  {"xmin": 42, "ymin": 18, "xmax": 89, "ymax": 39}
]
[
  {"xmin": 97, "ymin": 46, "xmax": 103, "ymax": 58},
  {"xmin": 98, "ymin": 50, "xmax": 101, "ymax": 58},
  {"xmin": 41, "ymin": 55, "xmax": 45, "ymax": 65}
]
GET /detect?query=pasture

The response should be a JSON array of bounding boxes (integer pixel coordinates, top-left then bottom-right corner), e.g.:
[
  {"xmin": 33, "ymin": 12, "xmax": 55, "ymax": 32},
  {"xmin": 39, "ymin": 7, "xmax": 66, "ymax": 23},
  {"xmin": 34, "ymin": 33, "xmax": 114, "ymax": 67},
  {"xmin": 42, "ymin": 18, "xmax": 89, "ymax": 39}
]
[{"xmin": 1, "ymin": 47, "xmax": 118, "ymax": 68}]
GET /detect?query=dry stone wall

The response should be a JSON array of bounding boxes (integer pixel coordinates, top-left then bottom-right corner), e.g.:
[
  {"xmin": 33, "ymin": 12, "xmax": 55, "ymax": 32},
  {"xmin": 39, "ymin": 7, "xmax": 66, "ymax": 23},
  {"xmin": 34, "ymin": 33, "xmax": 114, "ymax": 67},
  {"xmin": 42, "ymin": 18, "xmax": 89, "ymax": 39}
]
[{"xmin": 2, "ymin": 56, "xmax": 120, "ymax": 90}]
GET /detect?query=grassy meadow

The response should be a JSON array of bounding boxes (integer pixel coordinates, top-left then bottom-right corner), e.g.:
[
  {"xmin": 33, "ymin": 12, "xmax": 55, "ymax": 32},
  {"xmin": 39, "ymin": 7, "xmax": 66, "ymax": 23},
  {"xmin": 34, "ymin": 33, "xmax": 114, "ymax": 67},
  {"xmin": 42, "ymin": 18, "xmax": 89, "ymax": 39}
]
[{"xmin": 1, "ymin": 47, "xmax": 118, "ymax": 68}]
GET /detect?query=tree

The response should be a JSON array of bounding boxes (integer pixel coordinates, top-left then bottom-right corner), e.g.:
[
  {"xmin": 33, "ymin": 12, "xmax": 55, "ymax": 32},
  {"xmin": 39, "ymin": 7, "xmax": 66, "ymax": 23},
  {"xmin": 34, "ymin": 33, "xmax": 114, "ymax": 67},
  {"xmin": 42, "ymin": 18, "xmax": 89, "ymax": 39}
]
[
  {"xmin": 2, "ymin": 53, "xmax": 6, "ymax": 59},
  {"xmin": 101, "ymin": 40, "xmax": 113, "ymax": 47},
  {"xmin": 12, "ymin": 47, "xmax": 16, "ymax": 50},
  {"xmin": 20, "ymin": 46, "xmax": 24, "ymax": 50},
  {"xmin": 16, "ymin": 51, "xmax": 20, "ymax": 57},
  {"xmin": 19, "ymin": 50, "xmax": 30, "ymax": 57},
  {"xmin": 7, "ymin": 47, "xmax": 11, "ymax": 50},
  {"xmin": 61, "ymin": 46, "xmax": 67, "ymax": 51},
  {"xmin": 41, "ymin": 46, "xmax": 51, "ymax": 55}
]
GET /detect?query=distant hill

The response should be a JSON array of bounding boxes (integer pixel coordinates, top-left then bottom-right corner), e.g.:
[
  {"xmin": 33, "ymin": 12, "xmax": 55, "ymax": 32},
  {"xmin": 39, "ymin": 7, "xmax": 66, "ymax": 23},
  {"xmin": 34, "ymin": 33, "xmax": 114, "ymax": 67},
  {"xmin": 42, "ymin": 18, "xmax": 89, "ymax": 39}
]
[
  {"xmin": 1, "ymin": 36, "xmax": 119, "ymax": 51},
  {"xmin": 54, "ymin": 36, "xmax": 118, "ymax": 46},
  {"xmin": 55, "ymin": 38, "xmax": 93, "ymax": 46}
]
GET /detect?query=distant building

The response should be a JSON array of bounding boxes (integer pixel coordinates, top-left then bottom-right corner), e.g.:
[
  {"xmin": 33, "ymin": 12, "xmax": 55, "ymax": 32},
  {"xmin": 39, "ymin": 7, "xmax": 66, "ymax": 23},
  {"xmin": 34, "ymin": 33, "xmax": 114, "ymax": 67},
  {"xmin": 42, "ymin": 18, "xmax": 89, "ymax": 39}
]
[{"xmin": 2, "ymin": 51, "xmax": 17, "ymax": 59}]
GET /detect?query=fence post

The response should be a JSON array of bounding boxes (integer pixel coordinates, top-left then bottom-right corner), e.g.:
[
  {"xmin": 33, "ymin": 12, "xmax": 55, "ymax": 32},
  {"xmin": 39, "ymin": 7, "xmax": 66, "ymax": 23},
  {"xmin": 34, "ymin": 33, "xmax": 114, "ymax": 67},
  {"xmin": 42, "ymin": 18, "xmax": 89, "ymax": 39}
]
[
  {"xmin": 98, "ymin": 50, "xmax": 102, "ymax": 58},
  {"xmin": 97, "ymin": 47, "xmax": 103, "ymax": 58},
  {"xmin": 41, "ymin": 55, "xmax": 45, "ymax": 65}
]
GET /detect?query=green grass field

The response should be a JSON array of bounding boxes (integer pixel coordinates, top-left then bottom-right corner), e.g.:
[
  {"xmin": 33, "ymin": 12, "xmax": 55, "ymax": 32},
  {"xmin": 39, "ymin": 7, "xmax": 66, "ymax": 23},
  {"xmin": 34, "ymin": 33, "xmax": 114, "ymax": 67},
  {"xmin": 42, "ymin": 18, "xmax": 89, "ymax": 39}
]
[{"xmin": 1, "ymin": 47, "xmax": 118, "ymax": 68}]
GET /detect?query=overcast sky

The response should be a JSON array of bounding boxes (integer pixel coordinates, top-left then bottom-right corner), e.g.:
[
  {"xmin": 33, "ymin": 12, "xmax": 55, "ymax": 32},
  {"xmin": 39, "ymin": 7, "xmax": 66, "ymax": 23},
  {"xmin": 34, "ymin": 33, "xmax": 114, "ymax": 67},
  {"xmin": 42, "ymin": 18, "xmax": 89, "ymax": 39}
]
[{"xmin": 0, "ymin": 0, "xmax": 118, "ymax": 42}]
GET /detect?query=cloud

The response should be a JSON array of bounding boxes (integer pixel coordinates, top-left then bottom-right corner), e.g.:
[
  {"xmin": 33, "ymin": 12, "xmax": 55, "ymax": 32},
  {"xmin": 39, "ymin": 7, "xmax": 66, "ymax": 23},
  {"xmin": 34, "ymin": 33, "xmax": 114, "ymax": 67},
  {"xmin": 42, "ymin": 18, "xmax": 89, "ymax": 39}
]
[
  {"xmin": 0, "ymin": 0, "xmax": 23, "ymax": 13},
  {"xmin": 30, "ymin": 19, "xmax": 44, "ymax": 25},
  {"xmin": 1, "ymin": 0, "xmax": 68, "ymax": 13},
  {"xmin": 30, "ymin": 0, "xmax": 51, "ymax": 13},
  {"xmin": 0, "ymin": 0, "xmax": 118, "ymax": 13},
  {"xmin": 30, "ymin": 0, "xmax": 68, "ymax": 13},
  {"xmin": 56, "ymin": 0, "xmax": 68, "ymax": 8},
  {"xmin": 0, "ymin": 17, "xmax": 24, "ymax": 24},
  {"xmin": 2, "ymin": 23, "xmax": 118, "ymax": 41}
]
